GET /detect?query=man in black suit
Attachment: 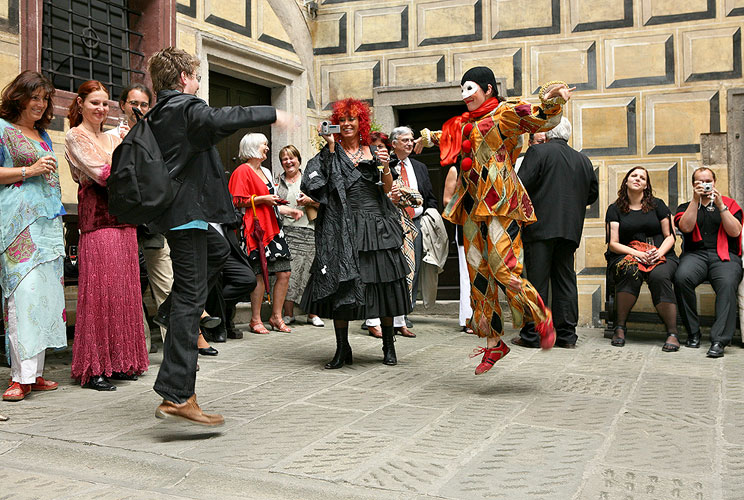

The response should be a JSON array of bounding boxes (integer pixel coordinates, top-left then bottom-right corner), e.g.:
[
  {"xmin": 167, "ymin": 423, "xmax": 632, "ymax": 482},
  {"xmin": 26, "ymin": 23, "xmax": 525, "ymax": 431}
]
[
  {"xmin": 513, "ymin": 117, "xmax": 598, "ymax": 348},
  {"xmin": 390, "ymin": 126, "xmax": 438, "ymax": 322}
]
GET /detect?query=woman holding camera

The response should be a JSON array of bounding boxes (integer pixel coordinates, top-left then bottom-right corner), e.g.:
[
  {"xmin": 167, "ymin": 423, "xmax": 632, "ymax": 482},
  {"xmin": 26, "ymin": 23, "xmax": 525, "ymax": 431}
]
[
  {"xmin": 301, "ymin": 98, "xmax": 411, "ymax": 368},
  {"xmin": 228, "ymin": 133, "xmax": 292, "ymax": 334},
  {"xmin": 605, "ymin": 166, "xmax": 679, "ymax": 350}
]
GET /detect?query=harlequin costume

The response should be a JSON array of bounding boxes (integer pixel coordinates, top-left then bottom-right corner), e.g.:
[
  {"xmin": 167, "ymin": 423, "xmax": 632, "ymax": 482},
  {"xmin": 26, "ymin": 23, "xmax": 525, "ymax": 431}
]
[{"xmin": 419, "ymin": 67, "xmax": 564, "ymax": 373}]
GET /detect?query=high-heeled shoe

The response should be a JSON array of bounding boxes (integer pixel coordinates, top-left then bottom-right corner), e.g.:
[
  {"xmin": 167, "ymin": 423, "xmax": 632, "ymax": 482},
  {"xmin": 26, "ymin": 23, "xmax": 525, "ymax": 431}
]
[
  {"xmin": 325, "ymin": 327, "xmax": 352, "ymax": 369},
  {"xmin": 250, "ymin": 320, "xmax": 270, "ymax": 334},
  {"xmin": 269, "ymin": 318, "xmax": 291, "ymax": 333},
  {"xmin": 471, "ymin": 340, "xmax": 510, "ymax": 375}
]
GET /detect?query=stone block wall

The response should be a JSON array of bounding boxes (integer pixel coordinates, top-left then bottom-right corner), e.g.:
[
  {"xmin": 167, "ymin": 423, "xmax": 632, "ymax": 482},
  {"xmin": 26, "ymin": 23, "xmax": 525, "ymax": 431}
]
[{"xmin": 310, "ymin": 0, "xmax": 744, "ymax": 326}]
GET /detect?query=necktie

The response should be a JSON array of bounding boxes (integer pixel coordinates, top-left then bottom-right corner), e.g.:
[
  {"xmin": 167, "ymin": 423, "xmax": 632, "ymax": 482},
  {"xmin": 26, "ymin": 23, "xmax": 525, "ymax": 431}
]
[{"xmin": 400, "ymin": 159, "xmax": 416, "ymax": 219}]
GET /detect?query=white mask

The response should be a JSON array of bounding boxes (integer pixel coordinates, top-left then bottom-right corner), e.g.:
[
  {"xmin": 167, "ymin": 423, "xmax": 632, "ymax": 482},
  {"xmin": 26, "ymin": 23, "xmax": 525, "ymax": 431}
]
[{"xmin": 461, "ymin": 81, "xmax": 479, "ymax": 99}]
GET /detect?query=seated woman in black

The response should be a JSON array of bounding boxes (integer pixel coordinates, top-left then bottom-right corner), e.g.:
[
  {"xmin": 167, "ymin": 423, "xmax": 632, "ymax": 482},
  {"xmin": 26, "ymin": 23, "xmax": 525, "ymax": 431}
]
[{"xmin": 606, "ymin": 166, "xmax": 679, "ymax": 351}]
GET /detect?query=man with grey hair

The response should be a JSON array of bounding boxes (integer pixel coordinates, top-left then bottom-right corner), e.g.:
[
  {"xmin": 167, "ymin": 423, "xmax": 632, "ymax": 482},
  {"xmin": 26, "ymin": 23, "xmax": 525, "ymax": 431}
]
[
  {"xmin": 390, "ymin": 125, "xmax": 437, "ymax": 330},
  {"xmin": 513, "ymin": 117, "xmax": 598, "ymax": 349}
]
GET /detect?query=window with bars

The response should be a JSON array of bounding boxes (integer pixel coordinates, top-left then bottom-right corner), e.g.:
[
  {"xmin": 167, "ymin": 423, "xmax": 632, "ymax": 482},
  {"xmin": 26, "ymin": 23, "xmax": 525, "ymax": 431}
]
[{"xmin": 40, "ymin": 0, "xmax": 144, "ymax": 100}]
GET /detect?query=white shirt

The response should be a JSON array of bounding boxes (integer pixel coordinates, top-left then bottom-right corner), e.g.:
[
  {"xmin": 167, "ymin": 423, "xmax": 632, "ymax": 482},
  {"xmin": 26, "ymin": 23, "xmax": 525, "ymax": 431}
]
[{"xmin": 399, "ymin": 156, "xmax": 424, "ymax": 219}]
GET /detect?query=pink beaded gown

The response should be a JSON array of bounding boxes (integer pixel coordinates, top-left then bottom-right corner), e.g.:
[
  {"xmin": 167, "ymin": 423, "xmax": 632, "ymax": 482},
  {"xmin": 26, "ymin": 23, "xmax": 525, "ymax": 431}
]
[{"xmin": 65, "ymin": 127, "xmax": 148, "ymax": 384}]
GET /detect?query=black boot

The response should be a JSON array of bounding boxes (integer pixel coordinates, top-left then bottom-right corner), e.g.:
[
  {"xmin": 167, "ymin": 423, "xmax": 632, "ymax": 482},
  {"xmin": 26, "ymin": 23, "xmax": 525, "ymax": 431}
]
[
  {"xmin": 381, "ymin": 326, "xmax": 397, "ymax": 366},
  {"xmin": 325, "ymin": 327, "xmax": 353, "ymax": 369}
]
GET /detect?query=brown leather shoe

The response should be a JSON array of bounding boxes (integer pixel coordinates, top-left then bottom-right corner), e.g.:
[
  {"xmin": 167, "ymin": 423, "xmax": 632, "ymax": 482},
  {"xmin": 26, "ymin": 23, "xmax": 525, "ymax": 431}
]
[
  {"xmin": 367, "ymin": 325, "xmax": 383, "ymax": 338},
  {"xmin": 155, "ymin": 395, "xmax": 224, "ymax": 427},
  {"xmin": 510, "ymin": 336, "xmax": 539, "ymax": 348},
  {"xmin": 394, "ymin": 326, "xmax": 416, "ymax": 338}
]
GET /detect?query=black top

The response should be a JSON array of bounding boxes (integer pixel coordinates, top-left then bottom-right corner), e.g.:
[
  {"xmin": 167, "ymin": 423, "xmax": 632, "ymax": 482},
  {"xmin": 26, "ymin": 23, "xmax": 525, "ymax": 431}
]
[
  {"xmin": 605, "ymin": 198, "xmax": 676, "ymax": 266},
  {"xmin": 676, "ymin": 201, "xmax": 744, "ymax": 254},
  {"xmin": 147, "ymin": 90, "xmax": 277, "ymax": 233},
  {"xmin": 518, "ymin": 138, "xmax": 598, "ymax": 245}
]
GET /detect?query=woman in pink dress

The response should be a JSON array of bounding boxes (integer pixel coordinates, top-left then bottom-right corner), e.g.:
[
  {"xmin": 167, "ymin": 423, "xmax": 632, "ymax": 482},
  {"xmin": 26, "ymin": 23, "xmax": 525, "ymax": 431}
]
[{"xmin": 64, "ymin": 80, "xmax": 148, "ymax": 391}]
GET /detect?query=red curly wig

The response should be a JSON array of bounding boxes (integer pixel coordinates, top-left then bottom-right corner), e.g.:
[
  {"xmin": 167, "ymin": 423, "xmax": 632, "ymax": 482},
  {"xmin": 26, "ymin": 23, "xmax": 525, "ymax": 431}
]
[{"xmin": 329, "ymin": 98, "xmax": 371, "ymax": 145}]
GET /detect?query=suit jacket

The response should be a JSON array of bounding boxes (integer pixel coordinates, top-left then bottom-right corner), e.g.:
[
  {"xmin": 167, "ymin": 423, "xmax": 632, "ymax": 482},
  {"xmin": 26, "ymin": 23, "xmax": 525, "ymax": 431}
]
[
  {"xmin": 147, "ymin": 90, "xmax": 277, "ymax": 233},
  {"xmin": 518, "ymin": 138, "xmax": 598, "ymax": 245},
  {"xmin": 393, "ymin": 156, "xmax": 438, "ymax": 212}
]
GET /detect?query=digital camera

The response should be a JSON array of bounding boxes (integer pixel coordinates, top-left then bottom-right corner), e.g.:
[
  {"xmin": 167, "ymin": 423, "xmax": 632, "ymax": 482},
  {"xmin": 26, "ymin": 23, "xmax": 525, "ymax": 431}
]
[
  {"xmin": 700, "ymin": 181, "xmax": 713, "ymax": 192},
  {"xmin": 320, "ymin": 120, "xmax": 340, "ymax": 135}
]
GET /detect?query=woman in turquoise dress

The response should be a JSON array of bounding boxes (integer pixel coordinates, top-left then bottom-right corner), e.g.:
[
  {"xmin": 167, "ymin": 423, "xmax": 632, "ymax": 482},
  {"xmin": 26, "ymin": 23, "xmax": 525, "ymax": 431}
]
[{"xmin": 0, "ymin": 71, "xmax": 67, "ymax": 401}]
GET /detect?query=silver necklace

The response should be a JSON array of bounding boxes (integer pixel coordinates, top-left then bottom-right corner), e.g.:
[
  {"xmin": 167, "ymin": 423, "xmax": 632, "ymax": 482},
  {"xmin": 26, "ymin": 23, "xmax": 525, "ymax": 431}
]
[{"xmin": 340, "ymin": 143, "xmax": 363, "ymax": 164}]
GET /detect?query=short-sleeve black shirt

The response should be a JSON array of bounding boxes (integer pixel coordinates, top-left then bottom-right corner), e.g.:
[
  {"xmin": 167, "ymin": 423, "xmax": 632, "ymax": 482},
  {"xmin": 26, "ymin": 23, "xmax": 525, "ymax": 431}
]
[{"xmin": 605, "ymin": 198, "xmax": 675, "ymax": 266}]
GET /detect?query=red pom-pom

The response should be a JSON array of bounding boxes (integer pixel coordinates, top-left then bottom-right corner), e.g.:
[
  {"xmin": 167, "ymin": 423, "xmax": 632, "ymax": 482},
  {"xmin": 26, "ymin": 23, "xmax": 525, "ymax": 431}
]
[
  {"xmin": 462, "ymin": 139, "xmax": 471, "ymax": 154},
  {"xmin": 461, "ymin": 157, "xmax": 473, "ymax": 171},
  {"xmin": 463, "ymin": 123, "xmax": 473, "ymax": 137}
]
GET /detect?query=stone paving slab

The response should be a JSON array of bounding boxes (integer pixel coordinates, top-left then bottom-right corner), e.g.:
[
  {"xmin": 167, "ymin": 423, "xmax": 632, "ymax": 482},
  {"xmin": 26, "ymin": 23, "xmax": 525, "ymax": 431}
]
[{"xmin": 0, "ymin": 317, "xmax": 737, "ymax": 499}]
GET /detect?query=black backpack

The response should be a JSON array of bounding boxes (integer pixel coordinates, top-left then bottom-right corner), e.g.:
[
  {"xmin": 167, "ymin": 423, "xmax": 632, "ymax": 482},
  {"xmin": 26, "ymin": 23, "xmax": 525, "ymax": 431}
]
[{"xmin": 108, "ymin": 96, "xmax": 180, "ymax": 225}]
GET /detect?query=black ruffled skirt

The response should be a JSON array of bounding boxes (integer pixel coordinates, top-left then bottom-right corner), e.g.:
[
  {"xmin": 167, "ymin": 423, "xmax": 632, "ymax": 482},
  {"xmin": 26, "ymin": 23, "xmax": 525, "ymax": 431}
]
[{"xmin": 302, "ymin": 208, "xmax": 412, "ymax": 321}]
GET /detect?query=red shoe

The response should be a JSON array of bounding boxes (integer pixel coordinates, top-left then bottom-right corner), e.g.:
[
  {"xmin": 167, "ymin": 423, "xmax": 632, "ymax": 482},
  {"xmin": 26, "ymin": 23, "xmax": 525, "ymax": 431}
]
[
  {"xmin": 30, "ymin": 377, "xmax": 58, "ymax": 391},
  {"xmin": 471, "ymin": 341, "xmax": 510, "ymax": 375},
  {"xmin": 535, "ymin": 308, "xmax": 556, "ymax": 350},
  {"xmin": 3, "ymin": 382, "xmax": 32, "ymax": 401}
]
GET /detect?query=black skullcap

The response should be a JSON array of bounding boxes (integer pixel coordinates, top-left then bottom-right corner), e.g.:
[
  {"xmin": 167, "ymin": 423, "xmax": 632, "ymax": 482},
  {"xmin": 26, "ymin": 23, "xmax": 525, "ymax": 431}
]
[{"xmin": 461, "ymin": 66, "xmax": 498, "ymax": 98}]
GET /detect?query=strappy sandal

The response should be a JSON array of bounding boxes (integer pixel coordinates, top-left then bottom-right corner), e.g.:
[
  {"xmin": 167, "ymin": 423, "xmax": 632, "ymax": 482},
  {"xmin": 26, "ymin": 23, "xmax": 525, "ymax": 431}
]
[
  {"xmin": 250, "ymin": 320, "xmax": 270, "ymax": 335},
  {"xmin": 611, "ymin": 325, "xmax": 626, "ymax": 347},
  {"xmin": 662, "ymin": 332, "xmax": 680, "ymax": 352},
  {"xmin": 268, "ymin": 318, "xmax": 292, "ymax": 333}
]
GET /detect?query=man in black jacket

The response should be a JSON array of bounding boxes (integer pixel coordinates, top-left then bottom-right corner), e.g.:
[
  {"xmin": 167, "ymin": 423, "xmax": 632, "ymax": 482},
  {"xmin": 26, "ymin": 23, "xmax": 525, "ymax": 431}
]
[
  {"xmin": 146, "ymin": 47, "xmax": 290, "ymax": 425},
  {"xmin": 513, "ymin": 117, "xmax": 598, "ymax": 349},
  {"xmin": 390, "ymin": 126, "xmax": 437, "ymax": 320}
]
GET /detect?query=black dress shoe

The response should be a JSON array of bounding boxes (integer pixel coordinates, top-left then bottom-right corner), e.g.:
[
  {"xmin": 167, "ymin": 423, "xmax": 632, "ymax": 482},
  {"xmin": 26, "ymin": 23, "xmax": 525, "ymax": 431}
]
[
  {"xmin": 686, "ymin": 332, "xmax": 702, "ymax": 348},
  {"xmin": 226, "ymin": 328, "xmax": 243, "ymax": 340},
  {"xmin": 707, "ymin": 342, "xmax": 725, "ymax": 358},
  {"xmin": 110, "ymin": 372, "xmax": 138, "ymax": 381},
  {"xmin": 555, "ymin": 340, "xmax": 577, "ymax": 349},
  {"xmin": 199, "ymin": 316, "xmax": 222, "ymax": 329},
  {"xmin": 205, "ymin": 326, "xmax": 227, "ymax": 343},
  {"xmin": 511, "ymin": 336, "xmax": 540, "ymax": 348},
  {"xmin": 84, "ymin": 375, "xmax": 116, "ymax": 391},
  {"xmin": 198, "ymin": 346, "xmax": 219, "ymax": 356}
]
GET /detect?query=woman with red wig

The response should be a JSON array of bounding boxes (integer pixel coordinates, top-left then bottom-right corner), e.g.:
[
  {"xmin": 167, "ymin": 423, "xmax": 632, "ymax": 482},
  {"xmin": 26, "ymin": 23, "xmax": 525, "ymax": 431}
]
[
  {"xmin": 65, "ymin": 80, "xmax": 148, "ymax": 391},
  {"xmin": 416, "ymin": 67, "xmax": 573, "ymax": 375},
  {"xmin": 301, "ymin": 98, "xmax": 410, "ymax": 368}
]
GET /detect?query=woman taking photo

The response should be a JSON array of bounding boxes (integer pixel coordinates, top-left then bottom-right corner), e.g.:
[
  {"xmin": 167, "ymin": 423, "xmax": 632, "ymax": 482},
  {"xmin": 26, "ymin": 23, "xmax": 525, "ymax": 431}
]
[
  {"xmin": 229, "ymin": 133, "xmax": 292, "ymax": 334},
  {"xmin": 0, "ymin": 71, "xmax": 66, "ymax": 401},
  {"xmin": 274, "ymin": 145, "xmax": 324, "ymax": 328},
  {"xmin": 65, "ymin": 80, "xmax": 148, "ymax": 390},
  {"xmin": 605, "ymin": 166, "xmax": 679, "ymax": 351},
  {"xmin": 301, "ymin": 97, "xmax": 411, "ymax": 368}
]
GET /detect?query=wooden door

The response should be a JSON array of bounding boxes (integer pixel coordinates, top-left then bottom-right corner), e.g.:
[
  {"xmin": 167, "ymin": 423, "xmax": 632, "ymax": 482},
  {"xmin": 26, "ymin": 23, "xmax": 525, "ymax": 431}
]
[
  {"xmin": 397, "ymin": 104, "xmax": 466, "ymax": 300},
  {"xmin": 209, "ymin": 72, "xmax": 272, "ymax": 175}
]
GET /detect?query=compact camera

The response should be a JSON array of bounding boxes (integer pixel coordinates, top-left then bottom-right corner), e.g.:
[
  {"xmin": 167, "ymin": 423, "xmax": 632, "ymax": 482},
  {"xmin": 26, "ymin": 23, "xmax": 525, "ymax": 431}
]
[
  {"xmin": 319, "ymin": 120, "xmax": 340, "ymax": 135},
  {"xmin": 700, "ymin": 181, "xmax": 713, "ymax": 193}
]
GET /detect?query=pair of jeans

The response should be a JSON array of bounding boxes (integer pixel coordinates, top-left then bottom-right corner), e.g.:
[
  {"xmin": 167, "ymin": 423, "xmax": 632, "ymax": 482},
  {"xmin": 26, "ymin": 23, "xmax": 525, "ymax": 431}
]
[{"xmin": 153, "ymin": 226, "xmax": 229, "ymax": 404}]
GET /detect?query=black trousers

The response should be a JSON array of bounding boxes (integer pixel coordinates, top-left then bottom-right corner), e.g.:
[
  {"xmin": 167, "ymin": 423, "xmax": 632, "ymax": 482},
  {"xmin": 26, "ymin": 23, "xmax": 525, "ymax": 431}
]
[
  {"xmin": 205, "ymin": 246, "xmax": 257, "ymax": 330},
  {"xmin": 519, "ymin": 238, "xmax": 579, "ymax": 345},
  {"xmin": 153, "ymin": 226, "xmax": 229, "ymax": 404},
  {"xmin": 674, "ymin": 249, "xmax": 742, "ymax": 345}
]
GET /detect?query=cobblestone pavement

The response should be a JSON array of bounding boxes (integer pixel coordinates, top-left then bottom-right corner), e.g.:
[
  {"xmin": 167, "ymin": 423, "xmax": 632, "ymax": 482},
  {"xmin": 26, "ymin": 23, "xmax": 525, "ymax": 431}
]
[{"xmin": 0, "ymin": 315, "xmax": 739, "ymax": 500}]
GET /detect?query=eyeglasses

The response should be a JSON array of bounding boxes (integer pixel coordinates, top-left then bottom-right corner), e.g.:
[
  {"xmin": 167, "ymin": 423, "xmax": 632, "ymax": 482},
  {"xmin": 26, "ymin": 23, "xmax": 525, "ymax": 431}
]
[{"xmin": 127, "ymin": 100, "xmax": 150, "ymax": 109}]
